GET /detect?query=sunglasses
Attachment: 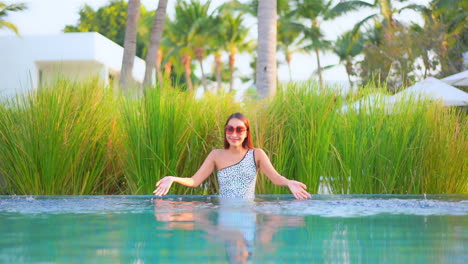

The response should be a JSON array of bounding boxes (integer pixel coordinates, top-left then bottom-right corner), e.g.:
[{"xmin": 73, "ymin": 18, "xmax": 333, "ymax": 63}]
[{"xmin": 225, "ymin": 125, "xmax": 247, "ymax": 135}]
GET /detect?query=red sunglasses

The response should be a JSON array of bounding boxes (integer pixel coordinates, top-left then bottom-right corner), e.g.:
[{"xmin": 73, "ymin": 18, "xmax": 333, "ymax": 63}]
[{"xmin": 225, "ymin": 125, "xmax": 247, "ymax": 135}]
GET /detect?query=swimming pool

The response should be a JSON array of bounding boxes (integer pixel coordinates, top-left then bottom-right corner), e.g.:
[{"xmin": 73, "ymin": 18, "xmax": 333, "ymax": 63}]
[{"xmin": 1, "ymin": 195, "xmax": 466, "ymax": 263}]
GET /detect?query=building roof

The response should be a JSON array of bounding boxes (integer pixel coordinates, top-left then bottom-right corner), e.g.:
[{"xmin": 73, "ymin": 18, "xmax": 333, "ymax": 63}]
[
  {"xmin": 0, "ymin": 32, "xmax": 145, "ymax": 96},
  {"xmin": 441, "ymin": 70, "xmax": 468, "ymax": 87},
  {"xmin": 389, "ymin": 77, "xmax": 468, "ymax": 106}
]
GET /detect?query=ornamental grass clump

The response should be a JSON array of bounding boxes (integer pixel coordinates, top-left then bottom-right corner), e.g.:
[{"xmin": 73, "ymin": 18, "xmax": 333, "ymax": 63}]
[
  {"xmin": 180, "ymin": 92, "xmax": 241, "ymax": 194},
  {"xmin": 420, "ymin": 105, "xmax": 467, "ymax": 193},
  {"xmin": 327, "ymin": 89, "xmax": 467, "ymax": 194},
  {"xmin": 121, "ymin": 88, "xmax": 192, "ymax": 194},
  {"xmin": 254, "ymin": 82, "xmax": 339, "ymax": 194},
  {"xmin": 0, "ymin": 79, "xmax": 466, "ymax": 195},
  {"xmin": 0, "ymin": 79, "xmax": 118, "ymax": 194},
  {"xmin": 121, "ymin": 87, "xmax": 240, "ymax": 194},
  {"xmin": 329, "ymin": 96, "xmax": 430, "ymax": 193}
]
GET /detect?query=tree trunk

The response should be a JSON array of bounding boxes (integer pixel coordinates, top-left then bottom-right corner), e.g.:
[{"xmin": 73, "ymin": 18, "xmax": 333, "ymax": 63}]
[
  {"xmin": 194, "ymin": 47, "xmax": 208, "ymax": 92},
  {"xmin": 215, "ymin": 53, "xmax": 222, "ymax": 93},
  {"xmin": 256, "ymin": 0, "xmax": 277, "ymax": 99},
  {"xmin": 163, "ymin": 60, "xmax": 172, "ymax": 88},
  {"xmin": 345, "ymin": 60, "xmax": 353, "ymax": 89},
  {"xmin": 198, "ymin": 59, "xmax": 208, "ymax": 92},
  {"xmin": 286, "ymin": 53, "xmax": 292, "ymax": 82},
  {"xmin": 164, "ymin": 61, "xmax": 172, "ymax": 78},
  {"xmin": 143, "ymin": 0, "xmax": 168, "ymax": 87},
  {"xmin": 378, "ymin": 0, "xmax": 395, "ymax": 27},
  {"xmin": 120, "ymin": 0, "xmax": 141, "ymax": 91},
  {"xmin": 156, "ymin": 49, "xmax": 164, "ymax": 87},
  {"xmin": 315, "ymin": 48, "xmax": 325, "ymax": 90},
  {"xmin": 182, "ymin": 54, "xmax": 193, "ymax": 92},
  {"xmin": 229, "ymin": 50, "xmax": 236, "ymax": 93}
]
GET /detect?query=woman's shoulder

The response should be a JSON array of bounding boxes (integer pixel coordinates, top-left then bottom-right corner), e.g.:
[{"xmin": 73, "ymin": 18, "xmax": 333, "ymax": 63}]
[
  {"xmin": 209, "ymin": 149, "xmax": 225, "ymax": 156},
  {"xmin": 210, "ymin": 148, "xmax": 264, "ymax": 155},
  {"xmin": 252, "ymin": 148, "xmax": 267, "ymax": 156},
  {"xmin": 211, "ymin": 148, "xmax": 225, "ymax": 152}
]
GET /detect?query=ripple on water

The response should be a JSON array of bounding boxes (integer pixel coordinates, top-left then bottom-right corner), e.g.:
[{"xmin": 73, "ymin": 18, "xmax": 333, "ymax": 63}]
[
  {"xmin": 252, "ymin": 198, "xmax": 468, "ymax": 217},
  {"xmin": 0, "ymin": 195, "xmax": 466, "ymax": 217}
]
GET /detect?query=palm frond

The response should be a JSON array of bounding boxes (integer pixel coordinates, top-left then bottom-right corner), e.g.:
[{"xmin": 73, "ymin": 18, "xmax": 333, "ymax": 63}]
[
  {"xmin": 0, "ymin": 20, "xmax": 19, "ymax": 35},
  {"xmin": 328, "ymin": 0, "xmax": 374, "ymax": 18},
  {"xmin": 351, "ymin": 14, "xmax": 377, "ymax": 35}
]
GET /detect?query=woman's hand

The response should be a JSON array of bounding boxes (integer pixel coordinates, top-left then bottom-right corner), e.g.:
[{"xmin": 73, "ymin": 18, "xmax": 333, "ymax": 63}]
[
  {"xmin": 287, "ymin": 180, "xmax": 311, "ymax": 200},
  {"xmin": 153, "ymin": 176, "xmax": 175, "ymax": 197}
]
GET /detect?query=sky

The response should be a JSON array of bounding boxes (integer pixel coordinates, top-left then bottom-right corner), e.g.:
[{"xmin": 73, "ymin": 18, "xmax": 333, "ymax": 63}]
[{"xmin": 1, "ymin": 0, "xmax": 429, "ymax": 90}]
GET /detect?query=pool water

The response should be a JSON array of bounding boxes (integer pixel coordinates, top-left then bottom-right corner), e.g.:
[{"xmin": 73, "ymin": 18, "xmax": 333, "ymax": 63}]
[{"xmin": 1, "ymin": 195, "xmax": 466, "ymax": 263}]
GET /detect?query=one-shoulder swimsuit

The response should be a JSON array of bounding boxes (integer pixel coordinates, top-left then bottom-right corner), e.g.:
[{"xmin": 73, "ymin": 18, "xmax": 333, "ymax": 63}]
[{"xmin": 217, "ymin": 149, "xmax": 257, "ymax": 199}]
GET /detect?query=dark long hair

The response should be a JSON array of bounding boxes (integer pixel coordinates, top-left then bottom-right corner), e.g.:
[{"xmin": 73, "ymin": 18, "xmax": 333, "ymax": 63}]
[{"xmin": 223, "ymin": 112, "xmax": 254, "ymax": 149}]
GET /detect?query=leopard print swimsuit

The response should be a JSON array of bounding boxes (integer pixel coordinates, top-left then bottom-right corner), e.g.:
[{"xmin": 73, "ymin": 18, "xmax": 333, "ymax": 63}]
[{"xmin": 217, "ymin": 149, "xmax": 257, "ymax": 199}]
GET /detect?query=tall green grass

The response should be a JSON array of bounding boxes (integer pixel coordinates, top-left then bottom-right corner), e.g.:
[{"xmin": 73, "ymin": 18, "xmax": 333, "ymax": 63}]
[
  {"xmin": 329, "ymin": 98, "xmax": 430, "ymax": 193},
  {"xmin": 0, "ymin": 79, "xmax": 466, "ymax": 194},
  {"xmin": 0, "ymin": 79, "xmax": 118, "ymax": 194},
  {"xmin": 121, "ymin": 88, "xmax": 240, "ymax": 194},
  {"xmin": 253, "ymin": 82, "xmax": 339, "ymax": 194},
  {"xmin": 327, "ymin": 91, "xmax": 467, "ymax": 194},
  {"xmin": 420, "ymin": 105, "xmax": 468, "ymax": 193}
]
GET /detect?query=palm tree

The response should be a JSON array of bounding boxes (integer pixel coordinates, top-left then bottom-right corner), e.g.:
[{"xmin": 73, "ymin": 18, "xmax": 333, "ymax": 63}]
[
  {"xmin": 275, "ymin": 0, "xmax": 308, "ymax": 83},
  {"xmin": 329, "ymin": 0, "xmax": 401, "ymax": 88},
  {"xmin": 143, "ymin": 0, "xmax": 168, "ymax": 87},
  {"xmin": 160, "ymin": 22, "xmax": 187, "ymax": 89},
  {"xmin": 256, "ymin": 0, "xmax": 277, "ymax": 98},
  {"xmin": 210, "ymin": 28, "xmax": 225, "ymax": 93},
  {"xmin": 208, "ymin": 13, "xmax": 229, "ymax": 93},
  {"xmin": 277, "ymin": 13, "xmax": 304, "ymax": 82},
  {"xmin": 401, "ymin": 0, "xmax": 467, "ymax": 77},
  {"xmin": 0, "ymin": 2, "xmax": 27, "ymax": 36},
  {"xmin": 120, "ymin": 0, "xmax": 141, "ymax": 90},
  {"xmin": 162, "ymin": 18, "xmax": 194, "ymax": 91},
  {"xmin": 292, "ymin": 0, "xmax": 349, "ymax": 90},
  {"xmin": 219, "ymin": 13, "xmax": 253, "ymax": 93},
  {"xmin": 223, "ymin": 0, "xmax": 292, "ymax": 89},
  {"xmin": 167, "ymin": 0, "xmax": 216, "ymax": 92},
  {"xmin": 331, "ymin": 0, "xmax": 400, "ymax": 35},
  {"xmin": 185, "ymin": 0, "xmax": 217, "ymax": 93},
  {"xmin": 332, "ymin": 30, "xmax": 364, "ymax": 88}
]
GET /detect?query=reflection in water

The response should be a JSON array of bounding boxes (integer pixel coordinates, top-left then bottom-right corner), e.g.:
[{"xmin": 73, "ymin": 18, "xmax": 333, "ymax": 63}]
[
  {"xmin": 0, "ymin": 196, "xmax": 466, "ymax": 263},
  {"xmin": 154, "ymin": 198, "xmax": 305, "ymax": 264}
]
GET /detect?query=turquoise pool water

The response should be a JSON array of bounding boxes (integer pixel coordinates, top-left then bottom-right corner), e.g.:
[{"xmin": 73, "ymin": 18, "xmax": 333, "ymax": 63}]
[{"xmin": 1, "ymin": 195, "xmax": 466, "ymax": 263}]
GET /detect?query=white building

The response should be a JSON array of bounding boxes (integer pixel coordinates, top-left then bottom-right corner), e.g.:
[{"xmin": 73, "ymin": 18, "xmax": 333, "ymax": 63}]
[{"xmin": 0, "ymin": 32, "xmax": 146, "ymax": 97}]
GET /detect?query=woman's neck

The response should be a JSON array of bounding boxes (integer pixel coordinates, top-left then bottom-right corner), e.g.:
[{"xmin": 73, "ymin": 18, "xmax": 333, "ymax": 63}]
[{"xmin": 228, "ymin": 146, "xmax": 247, "ymax": 153}]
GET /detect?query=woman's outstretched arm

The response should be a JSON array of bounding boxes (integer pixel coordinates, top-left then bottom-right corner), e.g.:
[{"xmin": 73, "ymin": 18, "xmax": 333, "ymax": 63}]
[
  {"xmin": 153, "ymin": 150, "xmax": 217, "ymax": 196},
  {"xmin": 255, "ymin": 148, "xmax": 311, "ymax": 199}
]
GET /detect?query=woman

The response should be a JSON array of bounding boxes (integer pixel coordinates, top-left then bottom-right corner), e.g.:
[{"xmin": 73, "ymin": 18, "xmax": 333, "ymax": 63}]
[{"xmin": 153, "ymin": 112, "xmax": 311, "ymax": 199}]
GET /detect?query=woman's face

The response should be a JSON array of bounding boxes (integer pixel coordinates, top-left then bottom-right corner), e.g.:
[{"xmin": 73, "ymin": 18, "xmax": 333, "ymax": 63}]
[{"xmin": 225, "ymin": 118, "xmax": 247, "ymax": 148}]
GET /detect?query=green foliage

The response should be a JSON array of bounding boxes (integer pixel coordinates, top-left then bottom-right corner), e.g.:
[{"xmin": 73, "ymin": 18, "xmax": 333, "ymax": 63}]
[
  {"xmin": 359, "ymin": 24, "xmax": 419, "ymax": 91},
  {"xmin": 0, "ymin": 1, "xmax": 27, "ymax": 35},
  {"xmin": 333, "ymin": 0, "xmax": 467, "ymax": 89},
  {"xmin": 121, "ymin": 88, "xmax": 193, "ymax": 194},
  {"xmin": 328, "ymin": 90, "xmax": 467, "ymax": 194},
  {"xmin": 253, "ymin": 82, "xmax": 339, "ymax": 194},
  {"xmin": 121, "ymin": 86, "xmax": 240, "ymax": 194},
  {"xmin": 0, "ymin": 81, "xmax": 466, "ymax": 195},
  {"xmin": 165, "ymin": 0, "xmax": 216, "ymax": 55},
  {"xmin": 414, "ymin": 0, "xmax": 468, "ymax": 77},
  {"xmin": 61, "ymin": 0, "xmax": 467, "ymax": 94},
  {"xmin": 292, "ymin": 0, "xmax": 334, "ymax": 51},
  {"xmin": 333, "ymin": 30, "xmax": 364, "ymax": 62},
  {"xmin": 64, "ymin": 0, "xmax": 153, "ymax": 58},
  {"xmin": 332, "ymin": 30, "xmax": 364, "ymax": 87},
  {"xmin": 0, "ymin": 79, "xmax": 120, "ymax": 194}
]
